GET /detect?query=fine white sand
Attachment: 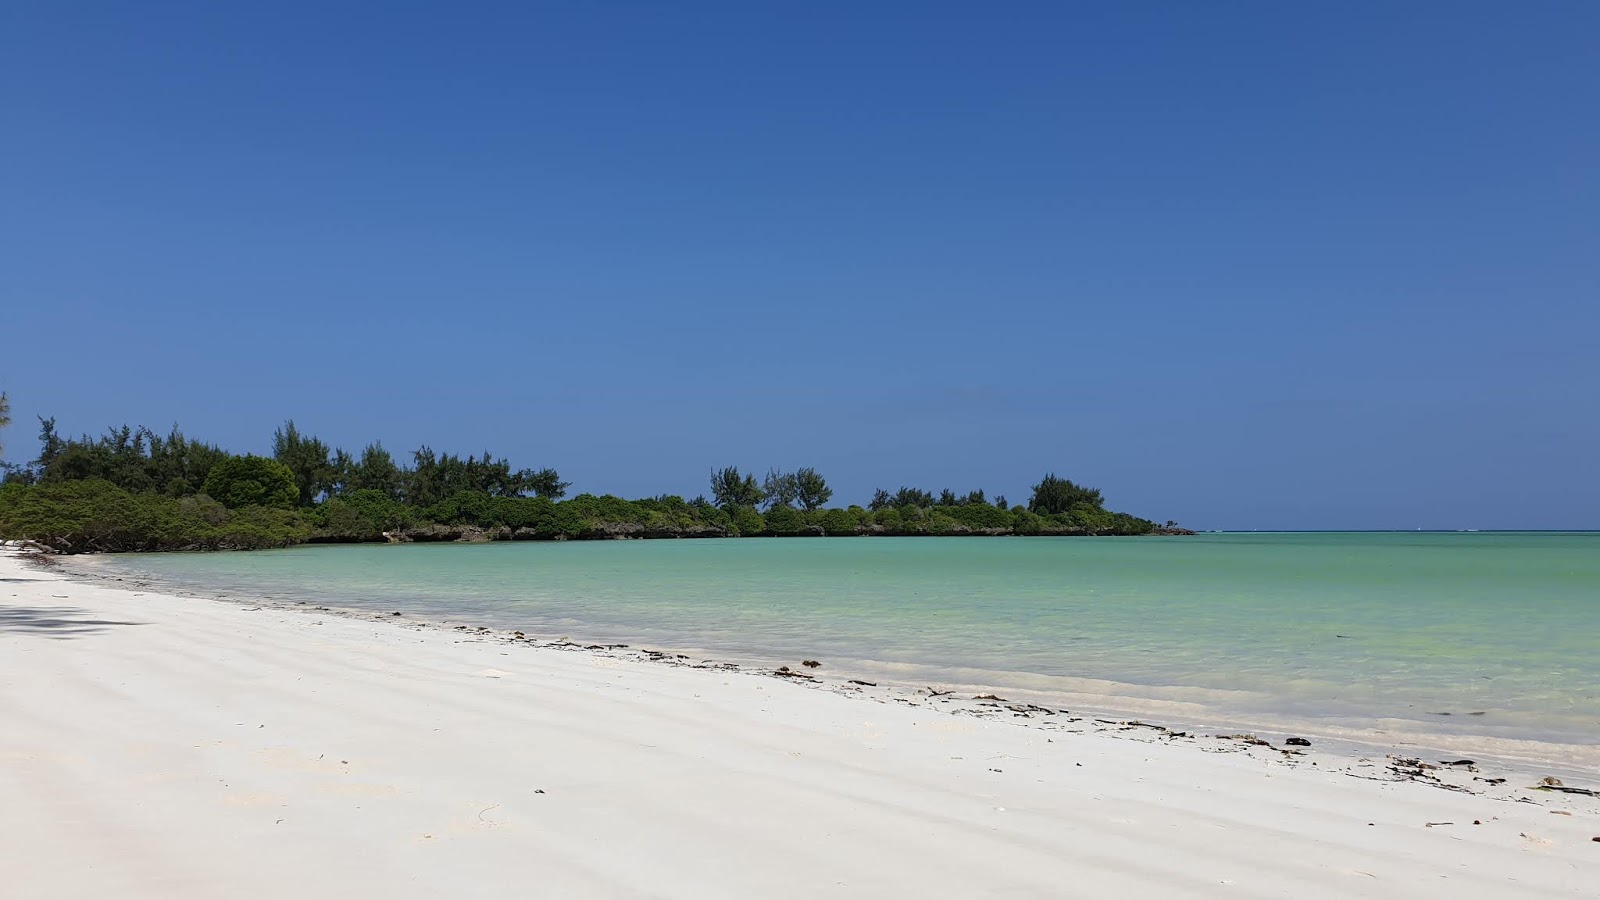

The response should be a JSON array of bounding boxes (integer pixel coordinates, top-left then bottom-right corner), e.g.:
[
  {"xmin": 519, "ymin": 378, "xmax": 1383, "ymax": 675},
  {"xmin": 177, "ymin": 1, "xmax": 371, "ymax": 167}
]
[{"xmin": 1, "ymin": 550, "xmax": 1595, "ymax": 898}]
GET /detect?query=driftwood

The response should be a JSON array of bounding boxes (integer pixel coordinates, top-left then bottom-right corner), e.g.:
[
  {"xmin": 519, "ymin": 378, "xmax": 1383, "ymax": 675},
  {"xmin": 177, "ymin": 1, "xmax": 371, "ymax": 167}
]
[{"xmin": 1533, "ymin": 784, "xmax": 1600, "ymax": 797}]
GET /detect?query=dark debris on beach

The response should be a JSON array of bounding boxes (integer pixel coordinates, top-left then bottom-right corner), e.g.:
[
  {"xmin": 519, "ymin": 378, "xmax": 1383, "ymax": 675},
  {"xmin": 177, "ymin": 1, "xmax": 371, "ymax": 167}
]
[{"xmin": 38, "ymin": 557, "xmax": 1600, "ymax": 821}]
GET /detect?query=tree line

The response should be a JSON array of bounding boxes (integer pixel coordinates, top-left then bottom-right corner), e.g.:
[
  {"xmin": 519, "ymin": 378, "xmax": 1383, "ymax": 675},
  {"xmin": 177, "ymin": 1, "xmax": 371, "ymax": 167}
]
[{"xmin": 0, "ymin": 410, "xmax": 1172, "ymax": 552}]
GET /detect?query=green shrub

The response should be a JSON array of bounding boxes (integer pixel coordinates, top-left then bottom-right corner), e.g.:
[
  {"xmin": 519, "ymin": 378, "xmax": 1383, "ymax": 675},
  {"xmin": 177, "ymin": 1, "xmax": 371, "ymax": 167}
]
[
  {"xmin": 0, "ymin": 479, "xmax": 310, "ymax": 552},
  {"xmin": 1010, "ymin": 507, "xmax": 1045, "ymax": 535},
  {"xmin": 764, "ymin": 504, "xmax": 805, "ymax": 534},
  {"xmin": 729, "ymin": 506, "xmax": 766, "ymax": 536},
  {"xmin": 315, "ymin": 489, "xmax": 410, "ymax": 541},
  {"xmin": 819, "ymin": 507, "xmax": 861, "ymax": 536},
  {"xmin": 943, "ymin": 503, "xmax": 1011, "ymax": 529},
  {"xmin": 201, "ymin": 456, "xmax": 297, "ymax": 510},
  {"xmin": 213, "ymin": 504, "xmax": 313, "ymax": 548}
]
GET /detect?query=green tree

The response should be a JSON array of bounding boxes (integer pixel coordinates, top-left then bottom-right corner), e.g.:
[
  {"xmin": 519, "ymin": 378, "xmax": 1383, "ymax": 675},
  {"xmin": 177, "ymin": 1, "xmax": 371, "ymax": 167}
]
[
  {"xmin": 404, "ymin": 445, "xmax": 556, "ymax": 503},
  {"xmin": 29, "ymin": 424, "xmax": 189, "ymax": 494},
  {"xmin": 315, "ymin": 488, "xmax": 410, "ymax": 539},
  {"xmin": 761, "ymin": 468, "xmax": 798, "ymax": 510},
  {"xmin": 202, "ymin": 455, "xmax": 298, "ymax": 509},
  {"xmin": 345, "ymin": 442, "xmax": 401, "ymax": 498},
  {"xmin": 1028, "ymin": 473, "xmax": 1104, "ymax": 515},
  {"xmin": 893, "ymin": 486, "xmax": 935, "ymax": 509},
  {"xmin": 329, "ymin": 447, "xmax": 356, "ymax": 495},
  {"xmin": 7, "ymin": 408, "xmax": 1173, "ymax": 546},
  {"xmin": 36, "ymin": 418, "xmax": 65, "ymax": 470},
  {"xmin": 710, "ymin": 466, "xmax": 763, "ymax": 512},
  {"xmin": 793, "ymin": 467, "xmax": 832, "ymax": 511},
  {"xmin": 520, "ymin": 467, "xmax": 570, "ymax": 499},
  {"xmin": 272, "ymin": 421, "xmax": 335, "ymax": 506},
  {"xmin": 0, "ymin": 391, "xmax": 9, "ymax": 459},
  {"xmin": 144, "ymin": 425, "xmax": 228, "ymax": 497}
]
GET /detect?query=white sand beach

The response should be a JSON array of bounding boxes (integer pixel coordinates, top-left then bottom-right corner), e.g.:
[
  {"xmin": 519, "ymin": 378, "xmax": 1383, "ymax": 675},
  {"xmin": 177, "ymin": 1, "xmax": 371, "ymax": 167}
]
[{"xmin": 1, "ymin": 549, "xmax": 1595, "ymax": 898}]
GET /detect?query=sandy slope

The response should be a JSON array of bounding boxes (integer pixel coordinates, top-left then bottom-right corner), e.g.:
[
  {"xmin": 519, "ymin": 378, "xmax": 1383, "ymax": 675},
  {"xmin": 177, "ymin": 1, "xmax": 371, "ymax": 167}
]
[{"xmin": 0, "ymin": 551, "xmax": 1594, "ymax": 898}]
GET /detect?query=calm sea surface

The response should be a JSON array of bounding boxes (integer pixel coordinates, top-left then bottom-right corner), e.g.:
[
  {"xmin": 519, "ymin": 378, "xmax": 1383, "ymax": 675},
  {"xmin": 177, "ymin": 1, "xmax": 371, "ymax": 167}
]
[{"xmin": 86, "ymin": 533, "xmax": 1600, "ymax": 747}]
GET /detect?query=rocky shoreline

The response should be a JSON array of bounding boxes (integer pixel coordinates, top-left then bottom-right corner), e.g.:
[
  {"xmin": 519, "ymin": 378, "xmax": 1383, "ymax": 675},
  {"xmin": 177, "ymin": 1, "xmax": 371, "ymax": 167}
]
[{"xmin": 362, "ymin": 522, "xmax": 1198, "ymax": 544}]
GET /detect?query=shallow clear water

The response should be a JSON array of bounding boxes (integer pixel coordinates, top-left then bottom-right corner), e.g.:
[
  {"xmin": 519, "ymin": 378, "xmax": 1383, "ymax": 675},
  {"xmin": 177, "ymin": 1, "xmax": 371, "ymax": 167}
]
[{"xmin": 88, "ymin": 533, "xmax": 1600, "ymax": 745}]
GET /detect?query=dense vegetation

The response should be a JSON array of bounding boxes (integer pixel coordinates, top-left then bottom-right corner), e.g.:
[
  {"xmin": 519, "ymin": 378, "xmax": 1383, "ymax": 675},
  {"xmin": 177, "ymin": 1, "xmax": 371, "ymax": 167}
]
[{"xmin": 0, "ymin": 409, "xmax": 1173, "ymax": 553}]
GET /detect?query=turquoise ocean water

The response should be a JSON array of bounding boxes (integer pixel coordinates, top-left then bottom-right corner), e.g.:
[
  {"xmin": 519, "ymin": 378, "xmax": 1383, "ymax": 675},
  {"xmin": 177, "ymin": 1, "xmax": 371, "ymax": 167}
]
[{"xmin": 86, "ymin": 533, "xmax": 1599, "ymax": 748}]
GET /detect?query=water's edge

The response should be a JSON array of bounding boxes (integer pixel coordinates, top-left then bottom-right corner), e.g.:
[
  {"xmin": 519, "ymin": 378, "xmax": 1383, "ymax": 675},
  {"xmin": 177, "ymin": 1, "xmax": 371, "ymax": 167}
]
[{"xmin": 56, "ymin": 552, "xmax": 1600, "ymax": 784}]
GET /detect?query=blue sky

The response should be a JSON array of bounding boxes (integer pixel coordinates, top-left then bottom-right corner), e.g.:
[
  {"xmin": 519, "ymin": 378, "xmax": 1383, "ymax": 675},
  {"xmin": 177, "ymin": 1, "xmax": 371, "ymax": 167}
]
[{"xmin": 3, "ymin": 2, "xmax": 1596, "ymax": 529}]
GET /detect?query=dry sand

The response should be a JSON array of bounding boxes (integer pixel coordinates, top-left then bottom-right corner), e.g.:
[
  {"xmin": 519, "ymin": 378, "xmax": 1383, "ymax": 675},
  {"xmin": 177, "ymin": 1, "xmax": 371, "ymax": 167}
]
[{"xmin": 1, "ymin": 549, "xmax": 1595, "ymax": 898}]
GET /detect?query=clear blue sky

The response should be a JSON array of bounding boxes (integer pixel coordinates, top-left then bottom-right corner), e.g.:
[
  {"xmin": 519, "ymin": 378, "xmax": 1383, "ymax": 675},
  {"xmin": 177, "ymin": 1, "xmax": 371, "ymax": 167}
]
[{"xmin": 3, "ymin": 2, "xmax": 1596, "ymax": 530}]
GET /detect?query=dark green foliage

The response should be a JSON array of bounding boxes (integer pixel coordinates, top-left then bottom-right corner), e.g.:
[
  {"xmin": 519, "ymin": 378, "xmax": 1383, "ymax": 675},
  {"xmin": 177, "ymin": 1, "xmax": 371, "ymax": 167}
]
[
  {"xmin": 869, "ymin": 486, "xmax": 928, "ymax": 510},
  {"xmin": 870, "ymin": 485, "xmax": 1002, "ymax": 515},
  {"xmin": 761, "ymin": 469, "xmax": 798, "ymax": 510},
  {"xmin": 893, "ymin": 487, "xmax": 935, "ymax": 509},
  {"xmin": 405, "ymin": 446, "xmax": 563, "ymax": 507},
  {"xmin": 0, "ymin": 479, "xmax": 310, "ymax": 552},
  {"xmin": 202, "ymin": 456, "xmax": 298, "ymax": 510},
  {"xmin": 794, "ymin": 467, "xmax": 832, "ymax": 511},
  {"xmin": 409, "ymin": 490, "xmax": 735, "ymax": 539},
  {"xmin": 1029, "ymin": 473, "xmax": 1104, "ymax": 515},
  {"xmin": 37, "ymin": 418, "xmax": 64, "ymax": 470},
  {"xmin": 631, "ymin": 494, "xmax": 715, "ymax": 533},
  {"xmin": 1010, "ymin": 507, "xmax": 1046, "ymax": 534},
  {"xmin": 272, "ymin": 421, "xmax": 336, "ymax": 506},
  {"xmin": 728, "ymin": 505, "xmax": 766, "ymax": 536},
  {"xmin": 314, "ymin": 489, "xmax": 412, "ymax": 541},
  {"xmin": 564, "ymin": 493, "xmax": 647, "ymax": 527},
  {"xmin": 941, "ymin": 502, "xmax": 1012, "ymax": 530},
  {"xmin": 1, "ymin": 412, "xmax": 1165, "ymax": 550},
  {"xmin": 930, "ymin": 488, "xmax": 987, "ymax": 507},
  {"xmin": 688, "ymin": 496, "xmax": 731, "ymax": 530},
  {"xmin": 760, "ymin": 466, "xmax": 830, "ymax": 511},
  {"xmin": 25, "ymin": 421, "xmax": 229, "ymax": 496},
  {"xmin": 217, "ymin": 504, "xmax": 316, "ymax": 548},
  {"xmin": 710, "ymin": 466, "xmax": 763, "ymax": 512},
  {"xmin": 522, "ymin": 467, "xmax": 570, "ymax": 500},
  {"xmin": 764, "ymin": 503, "xmax": 806, "ymax": 534},
  {"xmin": 819, "ymin": 506, "xmax": 861, "ymax": 535},
  {"xmin": 0, "ymin": 465, "xmax": 34, "ymax": 486},
  {"xmin": 341, "ymin": 443, "xmax": 403, "ymax": 500}
]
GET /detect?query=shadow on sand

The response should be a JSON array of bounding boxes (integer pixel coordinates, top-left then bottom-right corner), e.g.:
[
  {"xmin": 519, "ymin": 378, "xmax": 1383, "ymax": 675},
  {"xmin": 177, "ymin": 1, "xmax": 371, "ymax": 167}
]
[{"xmin": 0, "ymin": 606, "xmax": 144, "ymax": 638}]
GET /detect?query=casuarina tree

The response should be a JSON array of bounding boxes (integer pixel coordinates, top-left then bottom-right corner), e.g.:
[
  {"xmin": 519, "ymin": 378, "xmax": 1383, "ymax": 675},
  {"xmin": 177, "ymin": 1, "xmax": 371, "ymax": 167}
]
[
  {"xmin": 1028, "ymin": 473, "xmax": 1104, "ymax": 515},
  {"xmin": 793, "ymin": 467, "xmax": 832, "ymax": 511},
  {"xmin": 710, "ymin": 466, "xmax": 763, "ymax": 512}
]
